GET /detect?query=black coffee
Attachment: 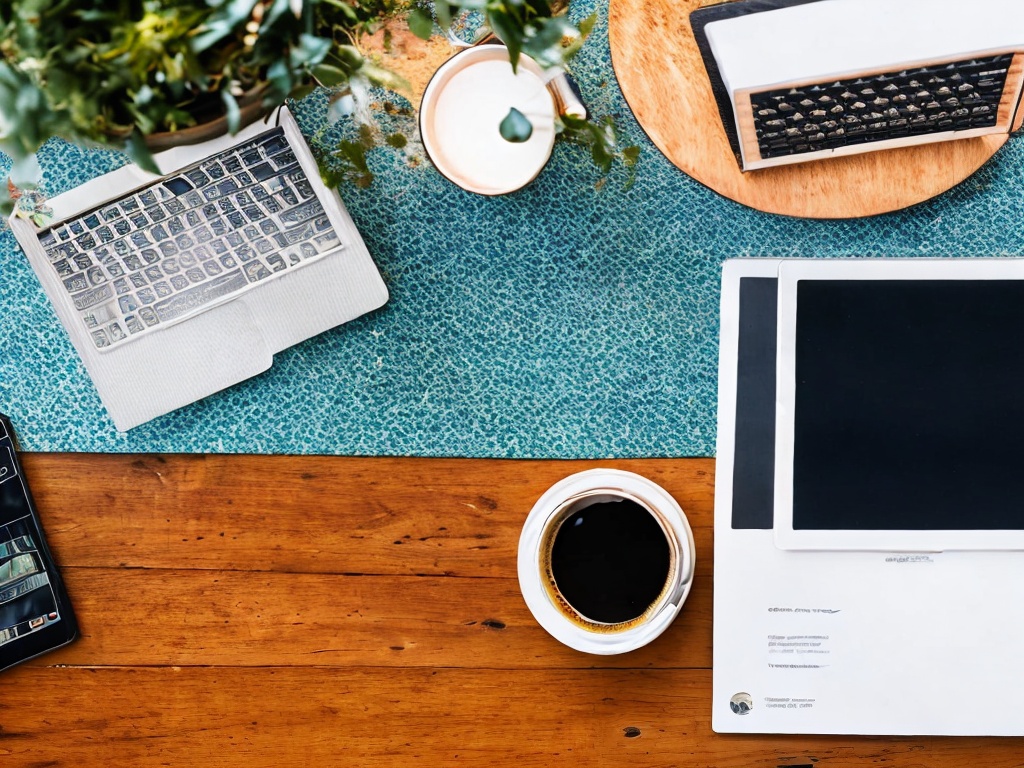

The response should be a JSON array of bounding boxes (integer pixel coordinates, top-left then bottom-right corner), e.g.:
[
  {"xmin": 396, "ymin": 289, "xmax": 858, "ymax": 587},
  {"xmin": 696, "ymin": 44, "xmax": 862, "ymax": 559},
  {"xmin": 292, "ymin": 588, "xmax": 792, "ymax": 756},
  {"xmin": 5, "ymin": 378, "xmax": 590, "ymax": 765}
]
[{"xmin": 549, "ymin": 498, "xmax": 671, "ymax": 625}]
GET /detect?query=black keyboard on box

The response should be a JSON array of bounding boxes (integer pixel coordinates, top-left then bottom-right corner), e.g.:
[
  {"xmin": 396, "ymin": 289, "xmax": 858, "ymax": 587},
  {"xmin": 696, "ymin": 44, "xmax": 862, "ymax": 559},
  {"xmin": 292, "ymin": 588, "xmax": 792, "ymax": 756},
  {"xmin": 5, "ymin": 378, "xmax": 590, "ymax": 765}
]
[
  {"xmin": 750, "ymin": 53, "xmax": 1016, "ymax": 160},
  {"xmin": 38, "ymin": 127, "xmax": 344, "ymax": 350}
]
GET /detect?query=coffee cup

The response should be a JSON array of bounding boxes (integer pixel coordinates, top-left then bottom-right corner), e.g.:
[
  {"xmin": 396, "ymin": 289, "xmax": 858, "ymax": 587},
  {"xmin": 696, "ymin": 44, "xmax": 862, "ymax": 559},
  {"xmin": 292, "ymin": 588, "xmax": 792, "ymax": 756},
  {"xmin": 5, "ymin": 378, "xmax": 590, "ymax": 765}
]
[
  {"xmin": 518, "ymin": 469, "xmax": 695, "ymax": 654},
  {"xmin": 419, "ymin": 43, "xmax": 583, "ymax": 195}
]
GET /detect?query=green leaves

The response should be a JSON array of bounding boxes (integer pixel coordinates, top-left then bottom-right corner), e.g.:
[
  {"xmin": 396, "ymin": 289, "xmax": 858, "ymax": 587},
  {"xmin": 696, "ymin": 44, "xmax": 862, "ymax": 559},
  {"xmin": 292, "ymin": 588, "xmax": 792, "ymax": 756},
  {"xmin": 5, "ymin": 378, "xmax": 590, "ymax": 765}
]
[
  {"xmin": 221, "ymin": 89, "xmax": 241, "ymax": 134},
  {"xmin": 191, "ymin": 0, "xmax": 260, "ymax": 53},
  {"xmin": 557, "ymin": 113, "xmax": 640, "ymax": 188},
  {"xmin": 499, "ymin": 107, "xmax": 533, "ymax": 142},
  {"xmin": 407, "ymin": 7, "xmax": 434, "ymax": 40}
]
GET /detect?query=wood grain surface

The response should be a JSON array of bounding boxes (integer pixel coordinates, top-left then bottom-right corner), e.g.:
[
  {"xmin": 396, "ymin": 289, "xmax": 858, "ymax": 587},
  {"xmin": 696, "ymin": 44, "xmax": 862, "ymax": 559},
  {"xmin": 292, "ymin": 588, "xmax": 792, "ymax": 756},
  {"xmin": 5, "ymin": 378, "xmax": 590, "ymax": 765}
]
[
  {"xmin": 1, "ymin": 454, "xmax": 1022, "ymax": 766},
  {"xmin": 608, "ymin": 0, "xmax": 1013, "ymax": 219}
]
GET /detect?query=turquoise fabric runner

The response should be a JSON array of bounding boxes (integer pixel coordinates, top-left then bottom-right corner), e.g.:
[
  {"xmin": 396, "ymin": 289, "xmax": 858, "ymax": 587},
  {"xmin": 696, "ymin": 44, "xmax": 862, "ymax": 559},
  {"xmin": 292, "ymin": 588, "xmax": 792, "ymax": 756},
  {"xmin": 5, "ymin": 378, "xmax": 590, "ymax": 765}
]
[{"xmin": 2, "ymin": 0, "xmax": 1024, "ymax": 456}]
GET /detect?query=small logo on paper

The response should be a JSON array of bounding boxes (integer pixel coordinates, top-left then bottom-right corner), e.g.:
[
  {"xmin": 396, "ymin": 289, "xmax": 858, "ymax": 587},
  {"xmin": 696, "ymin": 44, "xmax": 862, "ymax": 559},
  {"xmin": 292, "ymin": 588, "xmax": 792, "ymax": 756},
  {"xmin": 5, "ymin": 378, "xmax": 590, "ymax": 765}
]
[{"xmin": 730, "ymin": 692, "xmax": 753, "ymax": 715}]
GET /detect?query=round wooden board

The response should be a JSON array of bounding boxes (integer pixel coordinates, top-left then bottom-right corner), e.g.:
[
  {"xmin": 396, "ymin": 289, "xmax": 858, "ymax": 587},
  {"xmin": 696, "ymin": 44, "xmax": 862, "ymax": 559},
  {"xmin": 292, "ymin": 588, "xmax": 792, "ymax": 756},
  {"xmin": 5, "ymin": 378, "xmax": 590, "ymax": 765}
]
[{"xmin": 607, "ymin": 0, "xmax": 1009, "ymax": 219}]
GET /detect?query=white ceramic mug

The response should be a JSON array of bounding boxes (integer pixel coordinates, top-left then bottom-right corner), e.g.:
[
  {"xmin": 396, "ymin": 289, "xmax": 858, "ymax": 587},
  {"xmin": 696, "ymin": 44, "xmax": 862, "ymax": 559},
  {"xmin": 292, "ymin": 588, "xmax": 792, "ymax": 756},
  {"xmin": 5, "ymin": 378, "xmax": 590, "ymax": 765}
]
[{"xmin": 419, "ymin": 43, "xmax": 585, "ymax": 195}]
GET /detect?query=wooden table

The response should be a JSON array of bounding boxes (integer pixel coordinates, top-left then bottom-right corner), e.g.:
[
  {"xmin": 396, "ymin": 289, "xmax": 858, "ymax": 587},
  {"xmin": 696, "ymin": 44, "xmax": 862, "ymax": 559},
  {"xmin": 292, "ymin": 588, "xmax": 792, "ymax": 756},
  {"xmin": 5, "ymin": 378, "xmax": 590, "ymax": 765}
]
[{"xmin": 2, "ymin": 454, "xmax": 1021, "ymax": 766}]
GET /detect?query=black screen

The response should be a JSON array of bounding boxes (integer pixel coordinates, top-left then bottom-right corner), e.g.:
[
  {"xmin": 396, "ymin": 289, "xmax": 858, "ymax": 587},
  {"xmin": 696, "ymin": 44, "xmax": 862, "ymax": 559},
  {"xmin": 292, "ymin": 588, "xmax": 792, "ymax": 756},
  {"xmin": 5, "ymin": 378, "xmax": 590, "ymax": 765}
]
[
  {"xmin": 793, "ymin": 279, "xmax": 1024, "ymax": 531},
  {"xmin": 731, "ymin": 277, "xmax": 778, "ymax": 529}
]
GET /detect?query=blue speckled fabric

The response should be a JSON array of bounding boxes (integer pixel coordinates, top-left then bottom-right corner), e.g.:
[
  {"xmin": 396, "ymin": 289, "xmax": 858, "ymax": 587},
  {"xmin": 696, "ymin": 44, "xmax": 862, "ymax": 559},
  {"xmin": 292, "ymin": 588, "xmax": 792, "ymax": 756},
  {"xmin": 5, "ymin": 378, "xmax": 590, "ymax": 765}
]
[{"xmin": 2, "ymin": 0, "xmax": 1024, "ymax": 456}]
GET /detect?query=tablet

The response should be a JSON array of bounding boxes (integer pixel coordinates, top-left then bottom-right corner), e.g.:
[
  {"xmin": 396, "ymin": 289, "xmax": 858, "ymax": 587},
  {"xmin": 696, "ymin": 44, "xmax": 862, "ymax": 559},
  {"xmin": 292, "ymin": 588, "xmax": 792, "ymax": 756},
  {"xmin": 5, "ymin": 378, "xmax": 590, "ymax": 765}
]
[{"xmin": 775, "ymin": 258, "xmax": 1024, "ymax": 551}]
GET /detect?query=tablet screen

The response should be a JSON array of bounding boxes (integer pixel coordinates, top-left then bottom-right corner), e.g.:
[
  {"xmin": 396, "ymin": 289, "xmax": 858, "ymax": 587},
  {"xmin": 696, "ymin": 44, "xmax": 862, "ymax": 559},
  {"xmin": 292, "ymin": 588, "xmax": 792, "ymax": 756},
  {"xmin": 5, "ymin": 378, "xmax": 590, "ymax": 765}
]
[{"xmin": 793, "ymin": 278, "xmax": 1024, "ymax": 532}]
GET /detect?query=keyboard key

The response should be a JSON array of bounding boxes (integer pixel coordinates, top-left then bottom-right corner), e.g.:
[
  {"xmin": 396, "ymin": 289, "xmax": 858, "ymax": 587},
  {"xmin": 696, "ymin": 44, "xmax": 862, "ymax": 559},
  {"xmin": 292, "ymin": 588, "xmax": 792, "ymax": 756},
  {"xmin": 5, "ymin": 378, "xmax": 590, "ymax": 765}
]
[
  {"xmin": 73, "ymin": 253, "xmax": 93, "ymax": 270},
  {"xmin": 108, "ymin": 322, "xmax": 127, "ymax": 342},
  {"xmin": 280, "ymin": 200, "xmax": 322, "ymax": 227},
  {"xmin": 162, "ymin": 257, "xmax": 180, "ymax": 274},
  {"xmin": 124, "ymin": 254, "xmax": 145, "ymax": 271},
  {"xmin": 153, "ymin": 281, "xmax": 172, "ymax": 298},
  {"xmin": 129, "ymin": 272, "xmax": 148, "ymax": 289},
  {"xmin": 118, "ymin": 294, "xmax": 139, "ymax": 314},
  {"xmin": 163, "ymin": 178, "xmax": 193, "ymax": 196},
  {"xmin": 134, "ymin": 306, "xmax": 160, "ymax": 328},
  {"xmin": 125, "ymin": 315, "xmax": 145, "ymax": 335},
  {"xmin": 91, "ymin": 329, "xmax": 110, "ymax": 348},
  {"xmin": 243, "ymin": 261, "xmax": 272, "ymax": 282},
  {"xmin": 153, "ymin": 269, "xmax": 247, "ymax": 322},
  {"xmin": 139, "ymin": 190, "xmax": 157, "ymax": 207},
  {"xmin": 139, "ymin": 286, "xmax": 158, "ymax": 303},
  {"xmin": 185, "ymin": 168, "xmax": 209, "ymax": 187},
  {"xmin": 74, "ymin": 284, "xmax": 113, "ymax": 311},
  {"xmin": 87, "ymin": 266, "xmax": 107, "ymax": 286},
  {"xmin": 140, "ymin": 249, "xmax": 160, "ymax": 265},
  {"xmin": 274, "ymin": 223, "xmax": 314, "ymax": 248},
  {"xmin": 261, "ymin": 133, "xmax": 288, "ymax": 155},
  {"xmin": 170, "ymin": 274, "xmax": 190, "ymax": 291},
  {"xmin": 186, "ymin": 267, "xmax": 206, "ymax": 284},
  {"xmin": 113, "ymin": 277, "xmax": 131, "ymax": 296},
  {"xmin": 270, "ymin": 149, "xmax": 297, "ymax": 170},
  {"xmin": 63, "ymin": 273, "xmax": 89, "ymax": 293}
]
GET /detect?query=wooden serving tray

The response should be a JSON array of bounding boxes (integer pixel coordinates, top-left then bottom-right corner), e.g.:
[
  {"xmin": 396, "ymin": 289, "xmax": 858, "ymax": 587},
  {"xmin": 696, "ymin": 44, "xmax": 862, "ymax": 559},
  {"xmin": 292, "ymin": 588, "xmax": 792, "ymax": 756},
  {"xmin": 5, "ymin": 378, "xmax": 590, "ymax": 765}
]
[{"xmin": 608, "ymin": 0, "xmax": 1018, "ymax": 219}]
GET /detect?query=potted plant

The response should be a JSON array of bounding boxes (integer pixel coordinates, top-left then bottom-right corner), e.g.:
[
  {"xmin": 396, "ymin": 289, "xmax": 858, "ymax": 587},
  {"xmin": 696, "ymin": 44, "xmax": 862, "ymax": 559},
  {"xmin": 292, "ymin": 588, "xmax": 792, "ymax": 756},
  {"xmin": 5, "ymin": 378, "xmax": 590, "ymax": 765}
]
[{"xmin": 0, "ymin": 0, "xmax": 635, "ymax": 216}]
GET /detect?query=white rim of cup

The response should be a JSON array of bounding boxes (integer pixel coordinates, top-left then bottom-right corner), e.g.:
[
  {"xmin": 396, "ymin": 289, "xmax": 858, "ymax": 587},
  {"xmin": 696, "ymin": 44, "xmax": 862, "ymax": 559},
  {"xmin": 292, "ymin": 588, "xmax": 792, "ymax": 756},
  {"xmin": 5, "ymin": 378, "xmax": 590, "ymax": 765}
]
[
  {"xmin": 419, "ymin": 44, "xmax": 557, "ymax": 196},
  {"xmin": 518, "ymin": 469, "xmax": 696, "ymax": 655}
]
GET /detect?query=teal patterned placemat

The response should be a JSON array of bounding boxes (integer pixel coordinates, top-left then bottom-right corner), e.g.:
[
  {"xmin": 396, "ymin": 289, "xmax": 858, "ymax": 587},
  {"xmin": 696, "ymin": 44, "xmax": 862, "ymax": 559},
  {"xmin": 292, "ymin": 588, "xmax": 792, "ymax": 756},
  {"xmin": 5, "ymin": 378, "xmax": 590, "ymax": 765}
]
[{"xmin": 2, "ymin": 0, "xmax": 1023, "ymax": 456}]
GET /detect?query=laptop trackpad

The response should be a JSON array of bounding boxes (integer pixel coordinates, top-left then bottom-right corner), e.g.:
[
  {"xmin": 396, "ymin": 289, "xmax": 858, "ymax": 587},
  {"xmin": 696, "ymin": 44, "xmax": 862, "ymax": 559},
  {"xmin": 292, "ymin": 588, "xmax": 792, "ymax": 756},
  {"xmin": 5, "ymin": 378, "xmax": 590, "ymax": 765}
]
[{"xmin": 94, "ymin": 301, "xmax": 273, "ymax": 431}]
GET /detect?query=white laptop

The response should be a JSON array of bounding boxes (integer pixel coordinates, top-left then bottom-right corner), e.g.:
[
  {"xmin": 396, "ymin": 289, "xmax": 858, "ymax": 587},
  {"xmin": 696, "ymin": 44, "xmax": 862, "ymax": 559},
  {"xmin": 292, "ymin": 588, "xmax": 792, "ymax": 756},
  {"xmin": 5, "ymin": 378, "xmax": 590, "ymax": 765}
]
[{"xmin": 9, "ymin": 107, "xmax": 388, "ymax": 431}]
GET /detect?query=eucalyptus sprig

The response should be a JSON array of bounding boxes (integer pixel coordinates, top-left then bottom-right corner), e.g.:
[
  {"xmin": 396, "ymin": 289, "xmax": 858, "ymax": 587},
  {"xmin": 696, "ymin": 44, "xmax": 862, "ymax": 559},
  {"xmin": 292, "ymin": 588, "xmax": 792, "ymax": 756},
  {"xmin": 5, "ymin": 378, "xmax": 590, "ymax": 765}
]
[{"xmin": 408, "ymin": 0, "xmax": 596, "ymax": 72}]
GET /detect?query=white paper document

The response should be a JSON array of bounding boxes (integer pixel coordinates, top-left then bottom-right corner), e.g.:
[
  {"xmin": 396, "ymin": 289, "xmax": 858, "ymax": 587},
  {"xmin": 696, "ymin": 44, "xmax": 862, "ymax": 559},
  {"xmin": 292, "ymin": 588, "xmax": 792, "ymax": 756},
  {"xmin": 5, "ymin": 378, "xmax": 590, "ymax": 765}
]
[{"xmin": 713, "ymin": 258, "xmax": 1024, "ymax": 735}]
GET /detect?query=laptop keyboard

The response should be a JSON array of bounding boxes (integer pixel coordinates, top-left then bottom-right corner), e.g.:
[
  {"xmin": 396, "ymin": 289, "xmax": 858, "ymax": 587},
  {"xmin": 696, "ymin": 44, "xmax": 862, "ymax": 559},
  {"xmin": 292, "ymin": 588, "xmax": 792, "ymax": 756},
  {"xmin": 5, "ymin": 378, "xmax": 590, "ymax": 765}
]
[
  {"xmin": 749, "ymin": 53, "xmax": 1016, "ymax": 160},
  {"xmin": 37, "ymin": 127, "xmax": 344, "ymax": 350}
]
